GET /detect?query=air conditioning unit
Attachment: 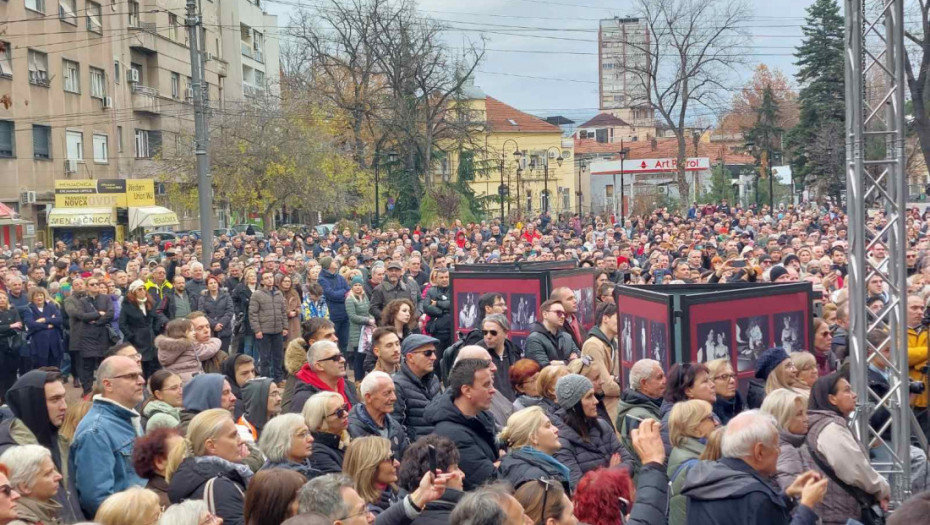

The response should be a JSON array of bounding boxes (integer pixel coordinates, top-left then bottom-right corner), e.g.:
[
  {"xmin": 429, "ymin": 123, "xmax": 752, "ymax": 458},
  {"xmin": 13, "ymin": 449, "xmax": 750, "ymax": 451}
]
[
  {"xmin": 129, "ymin": 69, "xmax": 140, "ymax": 83},
  {"xmin": 64, "ymin": 159, "xmax": 78, "ymax": 174},
  {"xmin": 205, "ymin": 52, "xmax": 217, "ymax": 61},
  {"xmin": 102, "ymin": 96, "xmax": 113, "ymax": 108},
  {"xmin": 185, "ymin": 87, "xmax": 194, "ymax": 101},
  {"xmin": 20, "ymin": 191, "xmax": 36, "ymax": 205}
]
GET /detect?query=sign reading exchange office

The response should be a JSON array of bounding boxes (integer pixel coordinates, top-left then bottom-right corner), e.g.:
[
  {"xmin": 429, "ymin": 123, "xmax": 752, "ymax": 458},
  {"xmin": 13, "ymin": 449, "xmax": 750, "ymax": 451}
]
[
  {"xmin": 48, "ymin": 210, "xmax": 117, "ymax": 227},
  {"xmin": 54, "ymin": 179, "xmax": 155, "ymax": 208}
]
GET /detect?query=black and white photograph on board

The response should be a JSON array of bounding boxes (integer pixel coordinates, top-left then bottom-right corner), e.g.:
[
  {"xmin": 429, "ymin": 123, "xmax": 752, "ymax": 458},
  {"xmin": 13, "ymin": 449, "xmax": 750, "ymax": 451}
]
[
  {"xmin": 510, "ymin": 294, "xmax": 538, "ymax": 332},
  {"xmin": 635, "ymin": 317, "xmax": 649, "ymax": 361},
  {"xmin": 695, "ymin": 321, "xmax": 732, "ymax": 363},
  {"xmin": 650, "ymin": 321, "xmax": 667, "ymax": 364},
  {"xmin": 457, "ymin": 292, "xmax": 480, "ymax": 329},
  {"xmin": 736, "ymin": 315, "xmax": 770, "ymax": 372},
  {"xmin": 620, "ymin": 314, "xmax": 634, "ymax": 362},
  {"xmin": 774, "ymin": 311, "xmax": 804, "ymax": 352}
]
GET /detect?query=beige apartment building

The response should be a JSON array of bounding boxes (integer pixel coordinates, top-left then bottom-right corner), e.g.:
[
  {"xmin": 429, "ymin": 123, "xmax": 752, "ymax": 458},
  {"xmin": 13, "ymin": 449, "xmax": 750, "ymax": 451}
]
[{"xmin": 0, "ymin": 0, "xmax": 279, "ymax": 242}]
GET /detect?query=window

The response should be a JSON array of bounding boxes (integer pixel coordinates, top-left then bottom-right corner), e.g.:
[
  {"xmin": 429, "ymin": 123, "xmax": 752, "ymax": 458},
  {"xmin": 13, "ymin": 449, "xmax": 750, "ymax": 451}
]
[
  {"xmin": 117, "ymin": 126, "xmax": 123, "ymax": 152},
  {"xmin": 86, "ymin": 1, "xmax": 102, "ymax": 32},
  {"xmin": 28, "ymin": 50, "xmax": 49, "ymax": 86},
  {"xmin": 93, "ymin": 134, "xmax": 108, "ymax": 163},
  {"xmin": 203, "ymin": 82, "xmax": 210, "ymax": 104},
  {"xmin": 0, "ymin": 121, "xmax": 14, "ymax": 158},
  {"xmin": 114, "ymin": 60, "xmax": 120, "ymax": 84},
  {"xmin": 253, "ymin": 31, "xmax": 264, "ymax": 62},
  {"xmin": 66, "ymin": 130, "xmax": 83, "ymax": 161},
  {"xmin": 0, "ymin": 41, "xmax": 11, "ymax": 78},
  {"xmin": 254, "ymin": 69, "xmax": 264, "ymax": 87},
  {"xmin": 128, "ymin": 1, "xmax": 139, "ymax": 27},
  {"xmin": 63, "ymin": 60, "xmax": 80, "ymax": 93},
  {"xmin": 25, "ymin": 0, "xmax": 44, "ymax": 14},
  {"xmin": 135, "ymin": 129, "xmax": 149, "ymax": 158},
  {"xmin": 32, "ymin": 125, "xmax": 51, "ymax": 159},
  {"xmin": 170, "ymin": 72, "xmax": 180, "ymax": 98},
  {"xmin": 59, "ymin": 0, "xmax": 76, "ymax": 24},
  {"xmin": 169, "ymin": 14, "xmax": 179, "ymax": 41},
  {"xmin": 90, "ymin": 67, "xmax": 105, "ymax": 98},
  {"xmin": 130, "ymin": 63, "xmax": 142, "ymax": 84}
]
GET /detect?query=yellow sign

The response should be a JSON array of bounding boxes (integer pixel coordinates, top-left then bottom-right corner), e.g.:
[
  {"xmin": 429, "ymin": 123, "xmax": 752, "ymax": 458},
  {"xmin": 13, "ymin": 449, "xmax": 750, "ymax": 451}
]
[{"xmin": 54, "ymin": 179, "xmax": 155, "ymax": 208}]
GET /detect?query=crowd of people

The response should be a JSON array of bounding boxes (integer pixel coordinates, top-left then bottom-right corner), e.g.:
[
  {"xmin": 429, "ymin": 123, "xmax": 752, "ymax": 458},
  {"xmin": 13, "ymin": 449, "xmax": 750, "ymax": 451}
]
[{"xmin": 0, "ymin": 200, "xmax": 927, "ymax": 524}]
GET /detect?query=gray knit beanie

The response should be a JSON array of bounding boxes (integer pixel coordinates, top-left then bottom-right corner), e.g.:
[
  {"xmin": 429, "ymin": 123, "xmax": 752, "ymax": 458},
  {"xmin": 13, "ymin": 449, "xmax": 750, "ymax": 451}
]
[{"xmin": 555, "ymin": 374, "xmax": 594, "ymax": 409}]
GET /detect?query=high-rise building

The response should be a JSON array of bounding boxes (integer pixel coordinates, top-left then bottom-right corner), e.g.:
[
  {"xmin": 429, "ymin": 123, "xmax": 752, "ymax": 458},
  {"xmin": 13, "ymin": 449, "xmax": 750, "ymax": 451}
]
[
  {"xmin": 598, "ymin": 17, "xmax": 654, "ymax": 129},
  {"xmin": 0, "ymin": 0, "xmax": 279, "ymax": 242}
]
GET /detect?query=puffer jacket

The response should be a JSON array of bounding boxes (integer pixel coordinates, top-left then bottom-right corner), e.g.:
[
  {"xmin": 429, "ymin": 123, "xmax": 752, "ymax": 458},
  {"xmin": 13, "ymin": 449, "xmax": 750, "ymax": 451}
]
[
  {"xmin": 346, "ymin": 292, "xmax": 372, "ymax": 349},
  {"xmin": 167, "ymin": 456, "xmax": 250, "ymax": 525},
  {"xmin": 347, "ymin": 403, "xmax": 410, "ymax": 459},
  {"xmin": 667, "ymin": 437, "xmax": 705, "ymax": 525},
  {"xmin": 552, "ymin": 408, "xmax": 629, "ymax": 489},
  {"xmin": 143, "ymin": 400, "xmax": 181, "ymax": 431},
  {"xmin": 248, "ymin": 287, "xmax": 287, "ymax": 335},
  {"xmin": 626, "ymin": 463, "xmax": 671, "ymax": 525},
  {"xmin": 615, "ymin": 388, "xmax": 663, "ymax": 475},
  {"xmin": 425, "ymin": 390, "xmax": 499, "ymax": 491},
  {"xmin": 498, "ymin": 446, "xmax": 570, "ymax": 493},
  {"xmin": 524, "ymin": 322, "xmax": 578, "ymax": 367},
  {"xmin": 774, "ymin": 429, "xmax": 813, "ymax": 493},
  {"xmin": 392, "ymin": 363, "xmax": 442, "ymax": 442},
  {"xmin": 319, "ymin": 269, "xmax": 350, "ymax": 322},
  {"xmin": 199, "ymin": 290, "xmax": 234, "ymax": 339},
  {"xmin": 308, "ymin": 431, "xmax": 346, "ymax": 474},
  {"xmin": 422, "ymin": 285, "xmax": 452, "ymax": 337},
  {"xmin": 156, "ymin": 335, "xmax": 202, "ymax": 384}
]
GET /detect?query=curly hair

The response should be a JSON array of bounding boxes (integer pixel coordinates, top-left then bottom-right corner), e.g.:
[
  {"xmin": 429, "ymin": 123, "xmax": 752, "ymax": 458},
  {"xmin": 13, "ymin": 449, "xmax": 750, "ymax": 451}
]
[
  {"xmin": 132, "ymin": 427, "xmax": 181, "ymax": 480},
  {"xmin": 396, "ymin": 435, "xmax": 460, "ymax": 493},
  {"xmin": 572, "ymin": 467, "xmax": 634, "ymax": 525},
  {"xmin": 380, "ymin": 298, "xmax": 417, "ymax": 330}
]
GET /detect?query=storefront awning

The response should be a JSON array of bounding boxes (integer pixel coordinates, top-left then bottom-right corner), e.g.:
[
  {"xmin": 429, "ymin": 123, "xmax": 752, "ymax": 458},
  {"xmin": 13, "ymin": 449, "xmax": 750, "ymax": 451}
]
[
  {"xmin": 48, "ymin": 208, "xmax": 117, "ymax": 228},
  {"xmin": 129, "ymin": 206, "xmax": 179, "ymax": 230}
]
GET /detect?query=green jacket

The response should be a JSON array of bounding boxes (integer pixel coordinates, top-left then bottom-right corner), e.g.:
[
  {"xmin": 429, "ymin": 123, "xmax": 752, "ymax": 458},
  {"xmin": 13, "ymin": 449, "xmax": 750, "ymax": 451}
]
[
  {"xmin": 143, "ymin": 400, "xmax": 181, "ymax": 431},
  {"xmin": 346, "ymin": 292, "xmax": 372, "ymax": 349},
  {"xmin": 667, "ymin": 436, "xmax": 706, "ymax": 525},
  {"xmin": 614, "ymin": 389, "xmax": 663, "ymax": 476}
]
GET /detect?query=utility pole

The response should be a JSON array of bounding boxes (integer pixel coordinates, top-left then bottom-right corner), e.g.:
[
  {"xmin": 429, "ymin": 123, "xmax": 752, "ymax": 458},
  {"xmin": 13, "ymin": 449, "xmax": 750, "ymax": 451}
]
[{"xmin": 187, "ymin": 0, "xmax": 212, "ymax": 259}]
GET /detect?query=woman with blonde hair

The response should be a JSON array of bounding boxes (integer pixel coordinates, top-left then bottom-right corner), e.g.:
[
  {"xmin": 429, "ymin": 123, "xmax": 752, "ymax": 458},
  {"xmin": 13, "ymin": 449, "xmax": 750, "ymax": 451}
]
[
  {"xmin": 94, "ymin": 487, "xmax": 161, "ymax": 525},
  {"xmin": 699, "ymin": 427, "xmax": 725, "ymax": 461},
  {"xmin": 761, "ymin": 388, "xmax": 814, "ymax": 492},
  {"xmin": 791, "ymin": 351, "xmax": 818, "ymax": 392},
  {"xmin": 498, "ymin": 406, "xmax": 570, "ymax": 492},
  {"xmin": 536, "ymin": 364, "xmax": 570, "ymax": 416},
  {"xmin": 705, "ymin": 358, "xmax": 743, "ymax": 425},
  {"xmin": 667, "ymin": 399, "xmax": 716, "ymax": 525},
  {"xmin": 342, "ymin": 436, "xmax": 398, "ymax": 515},
  {"xmin": 166, "ymin": 408, "xmax": 250, "ymax": 525},
  {"xmin": 765, "ymin": 356, "xmax": 802, "ymax": 396},
  {"xmin": 303, "ymin": 391, "xmax": 351, "ymax": 473}
]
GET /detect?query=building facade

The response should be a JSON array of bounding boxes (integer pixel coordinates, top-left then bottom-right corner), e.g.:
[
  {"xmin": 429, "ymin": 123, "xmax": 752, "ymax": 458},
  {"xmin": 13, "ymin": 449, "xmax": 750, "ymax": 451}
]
[{"xmin": 598, "ymin": 17, "xmax": 654, "ymax": 130}]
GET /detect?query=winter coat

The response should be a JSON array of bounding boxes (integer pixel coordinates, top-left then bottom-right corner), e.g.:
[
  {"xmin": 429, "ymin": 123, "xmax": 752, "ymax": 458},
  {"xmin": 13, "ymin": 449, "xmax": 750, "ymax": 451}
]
[
  {"xmin": 69, "ymin": 397, "xmax": 145, "ymax": 517},
  {"xmin": 774, "ymin": 429, "xmax": 813, "ymax": 494},
  {"xmin": 231, "ymin": 284, "xmax": 256, "ymax": 336},
  {"xmin": 615, "ymin": 389, "xmax": 663, "ymax": 474},
  {"xmin": 681, "ymin": 457, "xmax": 817, "ymax": 525},
  {"xmin": 308, "ymin": 431, "xmax": 346, "ymax": 474},
  {"xmin": 199, "ymin": 290, "xmax": 234, "ymax": 339},
  {"xmin": 410, "ymin": 489, "xmax": 463, "ymax": 525},
  {"xmin": 346, "ymin": 292, "xmax": 373, "ymax": 350},
  {"xmin": 667, "ymin": 437, "xmax": 705, "ymax": 525},
  {"xmin": 581, "ymin": 327, "xmax": 621, "ymax": 426},
  {"xmin": 552, "ymin": 408, "xmax": 628, "ymax": 489},
  {"xmin": 23, "ymin": 302, "xmax": 64, "ymax": 364},
  {"xmin": 283, "ymin": 289, "xmax": 302, "ymax": 343},
  {"xmin": 712, "ymin": 393, "xmax": 744, "ymax": 425},
  {"xmin": 498, "ymin": 446, "xmax": 570, "ymax": 493},
  {"xmin": 425, "ymin": 390, "xmax": 499, "ymax": 491},
  {"xmin": 369, "ymin": 278, "xmax": 421, "ymax": 321},
  {"xmin": 143, "ymin": 399, "xmax": 181, "ymax": 431},
  {"xmin": 513, "ymin": 395, "xmax": 545, "ymax": 412},
  {"xmin": 282, "ymin": 338, "xmax": 309, "ymax": 413},
  {"xmin": 482, "ymin": 340, "xmax": 520, "ymax": 402},
  {"xmin": 347, "ymin": 403, "xmax": 410, "ymax": 459},
  {"xmin": 156, "ymin": 335, "xmax": 203, "ymax": 384},
  {"xmin": 319, "ymin": 269, "xmax": 350, "ymax": 322},
  {"xmin": 118, "ymin": 300, "xmax": 157, "ymax": 361},
  {"xmin": 422, "ymin": 285, "xmax": 452, "ymax": 336},
  {"xmin": 746, "ymin": 378, "xmax": 766, "ymax": 410},
  {"xmin": 70, "ymin": 293, "xmax": 114, "ymax": 358},
  {"xmin": 6, "ymin": 496, "xmax": 61, "ymax": 525},
  {"xmin": 524, "ymin": 322, "xmax": 579, "ymax": 367},
  {"xmin": 392, "ymin": 364, "xmax": 442, "ymax": 442},
  {"xmin": 625, "ymin": 463, "xmax": 670, "ymax": 525},
  {"xmin": 187, "ymin": 278, "xmax": 207, "ymax": 300},
  {"xmin": 248, "ymin": 287, "xmax": 287, "ymax": 335},
  {"xmin": 806, "ymin": 409, "xmax": 890, "ymax": 524},
  {"xmin": 167, "ymin": 456, "xmax": 250, "ymax": 525},
  {"xmin": 287, "ymin": 365, "xmax": 360, "ymax": 415},
  {"xmin": 260, "ymin": 458, "xmax": 322, "ymax": 481},
  {"xmin": 155, "ymin": 288, "xmax": 198, "ymax": 333}
]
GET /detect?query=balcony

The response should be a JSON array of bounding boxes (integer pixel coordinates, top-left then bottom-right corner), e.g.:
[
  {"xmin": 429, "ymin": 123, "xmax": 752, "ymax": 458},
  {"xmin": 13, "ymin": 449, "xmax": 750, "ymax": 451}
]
[
  {"xmin": 129, "ymin": 23, "xmax": 158, "ymax": 53},
  {"xmin": 243, "ymin": 84, "xmax": 263, "ymax": 98},
  {"xmin": 131, "ymin": 84, "xmax": 161, "ymax": 114},
  {"xmin": 241, "ymin": 42, "xmax": 252, "ymax": 58}
]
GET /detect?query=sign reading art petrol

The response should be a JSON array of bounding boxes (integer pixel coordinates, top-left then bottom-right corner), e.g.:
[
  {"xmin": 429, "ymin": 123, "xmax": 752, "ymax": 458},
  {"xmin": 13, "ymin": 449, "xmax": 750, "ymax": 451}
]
[{"xmin": 54, "ymin": 179, "xmax": 156, "ymax": 208}]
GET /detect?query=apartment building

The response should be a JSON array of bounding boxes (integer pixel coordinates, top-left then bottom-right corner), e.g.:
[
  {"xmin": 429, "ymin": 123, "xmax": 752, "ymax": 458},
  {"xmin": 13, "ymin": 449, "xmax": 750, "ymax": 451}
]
[
  {"xmin": 598, "ymin": 17, "xmax": 654, "ymax": 130},
  {"xmin": 0, "ymin": 0, "xmax": 279, "ymax": 239},
  {"xmin": 219, "ymin": 0, "xmax": 279, "ymax": 99}
]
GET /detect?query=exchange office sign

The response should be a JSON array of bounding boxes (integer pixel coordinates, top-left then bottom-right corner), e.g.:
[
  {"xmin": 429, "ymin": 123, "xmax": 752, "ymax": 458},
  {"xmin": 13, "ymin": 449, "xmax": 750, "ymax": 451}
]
[
  {"xmin": 54, "ymin": 179, "xmax": 156, "ymax": 208},
  {"xmin": 48, "ymin": 210, "xmax": 116, "ymax": 227}
]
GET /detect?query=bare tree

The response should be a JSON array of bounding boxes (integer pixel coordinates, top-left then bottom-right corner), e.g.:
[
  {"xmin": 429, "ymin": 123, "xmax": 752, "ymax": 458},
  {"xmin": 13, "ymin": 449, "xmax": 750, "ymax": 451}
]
[
  {"xmin": 628, "ymin": 0, "xmax": 752, "ymax": 203},
  {"xmin": 904, "ymin": 2, "xmax": 930, "ymax": 185}
]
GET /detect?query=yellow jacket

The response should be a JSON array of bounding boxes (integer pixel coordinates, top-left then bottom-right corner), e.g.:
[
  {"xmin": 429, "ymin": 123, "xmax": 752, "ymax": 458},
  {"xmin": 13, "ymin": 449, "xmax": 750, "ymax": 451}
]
[{"xmin": 908, "ymin": 326, "xmax": 928, "ymax": 407}]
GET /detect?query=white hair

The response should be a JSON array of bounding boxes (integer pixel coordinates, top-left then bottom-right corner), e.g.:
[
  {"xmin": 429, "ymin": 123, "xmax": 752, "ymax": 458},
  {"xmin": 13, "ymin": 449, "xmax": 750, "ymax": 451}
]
[
  {"xmin": 0, "ymin": 445, "xmax": 52, "ymax": 491},
  {"xmin": 258, "ymin": 413, "xmax": 307, "ymax": 463},
  {"xmin": 629, "ymin": 359, "xmax": 661, "ymax": 391},
  {"xmin": 307, "ymin": 340, "xmax": 338, "ymax": 365},
  {"xmin": 454, "ymin": 345, "xmax": 491, "ymax": 365},
  {"xmin": 159, "ymin": 498, "xmax": 209, "ymax": 525},
  {"xmin": 190, "ymin": 262, "xmax": 204, "ymax": 271},
  {"xmin": 360, "ymin": 371, "xmax": 393, "ymax": 397},
  {"xmin": 721, "ymin": 410, "xmax": 778, "ymax": 460}
]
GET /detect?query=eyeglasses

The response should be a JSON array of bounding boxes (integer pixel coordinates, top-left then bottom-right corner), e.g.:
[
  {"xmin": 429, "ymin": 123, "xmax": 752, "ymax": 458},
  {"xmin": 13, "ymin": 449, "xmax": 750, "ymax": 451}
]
[
  {"xmin": 318, "ymin": 354, "xmax": 345, "ymax": 363},
  {"xmin": 537, "ymin": 478, "xmax": 555, "ymax": 525},
  {"xmin": 714, "ymin": 373, "xmax": 736, "ymax": 382},
  {"xmin": 111, "ymin": 372, "xmax": 143, "ymax": 382},
  {"xmin": 328, "ymin": 404, "xmax": 349, "ymax": 419},
  {"xmin": 338, "ymin": 507, "xmax": 372, "ymax": 522},
  {"xmin": 548, "ymin": 310, "xmax": 566, "ymax": 317},
  {"xmin": 482, "ymin": 329, "xmax": 499, "ymax": 336},
  {"xmin": 411, "ymin": 349, "xmax": 436, "ymax": 358}
]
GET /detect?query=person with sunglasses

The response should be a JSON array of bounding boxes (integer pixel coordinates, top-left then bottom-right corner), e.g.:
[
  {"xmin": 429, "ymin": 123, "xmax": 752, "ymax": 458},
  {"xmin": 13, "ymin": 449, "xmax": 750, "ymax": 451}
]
[
  {"xmin": 480, "ymin": 314, "xmax": 520, "ymax": 403},
  {"xmin": 303, "ymin": 392, "xmax": 352, "ymax": 474},
  {"xmin": 71, "ymin": 276, "xmax": 115, "ymax": 396},
  {"xmin": 288, "ymin": 340, "xmax": 359, "ymax": 416},
  {"xmin": 69, "ymin": 355, "xmax": 146, "ymax": 517},
  {"xmin": 391, "ymin": 334, "xmax": 442, "ymax": 442},
  {"xmin": 525, "ymin": 300, "xmax": 580, "ymax": 368}
]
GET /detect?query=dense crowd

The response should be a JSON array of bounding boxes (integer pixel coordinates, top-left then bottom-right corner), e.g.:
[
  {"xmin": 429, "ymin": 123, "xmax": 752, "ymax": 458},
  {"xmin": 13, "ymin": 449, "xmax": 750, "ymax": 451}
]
[{"xmin": 0, "ymin": 201, "xmax": 928, "ymax": 525}]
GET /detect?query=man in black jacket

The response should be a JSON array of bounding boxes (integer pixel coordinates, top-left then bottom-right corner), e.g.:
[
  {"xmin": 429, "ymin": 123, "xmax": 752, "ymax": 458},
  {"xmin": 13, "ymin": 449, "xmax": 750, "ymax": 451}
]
[
  {"xmin": 615, "ymin": 358, "xmax": 666, "ymax": 474},
  {"xmin": 393, "ymin": 334, "xmax": 442, "ymax": 442},
  {"xmin": 423, "ymin": 268, "xmax": 452, "ymax": 353},
  {"xmin": 347, "ymin": 371, "xmax": 409, "ymax": 458},
  {"xmin": 155, "ymin": 276, "xmax": 198, "ymax": 333}
]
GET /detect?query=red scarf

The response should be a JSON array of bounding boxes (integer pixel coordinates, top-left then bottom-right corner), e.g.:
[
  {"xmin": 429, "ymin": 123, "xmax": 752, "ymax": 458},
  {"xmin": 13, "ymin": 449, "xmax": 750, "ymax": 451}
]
[{"xmin": 295, "ymin": 364, "xmax": 352, "ymax": 409}]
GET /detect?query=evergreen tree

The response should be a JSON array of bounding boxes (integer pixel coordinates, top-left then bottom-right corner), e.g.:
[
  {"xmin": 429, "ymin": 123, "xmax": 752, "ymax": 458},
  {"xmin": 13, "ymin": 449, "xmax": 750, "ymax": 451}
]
[
  {"xmin": 745, "ymin": 85, "xmax": 784, "ymax": 207},
  {"xmin": 787, "ymin": 0, "xmax": 845, "ymax": 197}
]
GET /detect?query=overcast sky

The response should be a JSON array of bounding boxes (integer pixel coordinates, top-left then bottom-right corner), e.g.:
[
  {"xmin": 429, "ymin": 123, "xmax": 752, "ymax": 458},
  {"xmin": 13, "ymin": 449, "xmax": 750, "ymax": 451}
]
[{"xmin": 264, "ymin": 0, "xmax": 820, "ymax": 123}]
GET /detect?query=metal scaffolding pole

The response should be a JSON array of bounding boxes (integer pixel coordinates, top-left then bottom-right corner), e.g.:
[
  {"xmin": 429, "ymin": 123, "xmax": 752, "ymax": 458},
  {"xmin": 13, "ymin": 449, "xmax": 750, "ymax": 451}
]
[{"xmin": 845, "ymin": 0, "xmax": 910, "ymax": 506}]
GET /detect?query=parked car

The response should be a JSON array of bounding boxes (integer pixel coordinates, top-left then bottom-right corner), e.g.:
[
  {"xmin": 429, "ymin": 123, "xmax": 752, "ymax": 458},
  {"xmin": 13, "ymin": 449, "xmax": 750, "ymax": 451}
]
[
  {"xmin": 315, "ymin": 223, "xmax": 336, "ymax": 236},
  {"xmin": 214, "ymin": 228, "xmax": 236, "ymax": 238},
  {"xmin": 175, "ymin": 230, "xmax": 201, "ymax": 240},
  {"xmin": 143, "ymin": 231, "xmax": 178, "ymax": 245},
  {"xmin": 231, "ymin": 224, "xmax": 265, "ymax": 240}
]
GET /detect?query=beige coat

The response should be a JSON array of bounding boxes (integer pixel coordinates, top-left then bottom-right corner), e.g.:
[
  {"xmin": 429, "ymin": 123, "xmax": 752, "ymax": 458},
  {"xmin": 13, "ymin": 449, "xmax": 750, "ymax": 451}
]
[{"xmin": 581, "ymin": 328, "xmax": 621, "ymax": 427}]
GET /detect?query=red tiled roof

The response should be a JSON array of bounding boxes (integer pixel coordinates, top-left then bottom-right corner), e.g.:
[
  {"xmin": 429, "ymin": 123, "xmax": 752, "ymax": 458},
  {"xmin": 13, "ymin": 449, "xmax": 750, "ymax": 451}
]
[
  {"xmin": 577, "ymin": 112, "xmax": 631, "ymax": 129},
  {"xmin": 485, "ymin": 97, "xmax": 562, "ymax": 133},
  {"xmin": 574, "ymin": 136, "xmax": 755, "ymax": 164}
]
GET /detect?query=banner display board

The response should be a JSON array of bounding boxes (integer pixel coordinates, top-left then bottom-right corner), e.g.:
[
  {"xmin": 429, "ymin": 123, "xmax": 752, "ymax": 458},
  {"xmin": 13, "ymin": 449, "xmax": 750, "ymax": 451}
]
[{"xmin": 54, "ymin": 179, "xmax": 155, "ymax": 208}]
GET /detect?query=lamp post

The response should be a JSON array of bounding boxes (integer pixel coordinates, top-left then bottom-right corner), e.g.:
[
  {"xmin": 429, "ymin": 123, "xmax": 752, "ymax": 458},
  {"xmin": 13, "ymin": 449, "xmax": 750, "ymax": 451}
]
[
  {"xmin": 543, "ymin": 146, "xmax": 564, "ymax": 214},
  {"xmin": 577, "ymin": 160, "xmax": 588, "ymax": 215},
  {"xmin": 500, "ymin": 139, "xmax": 522, "ymax": 224},
  {"xmin": 516, "ymin": 166, "xmax": 524, "ymax": 221},
  {"xmin": 374, "ymin": 150, "xmax": 397, "ymax": 227},
  {"xmin": 618, "ymin": 141, "xmax": 630, "ymax": 223}
]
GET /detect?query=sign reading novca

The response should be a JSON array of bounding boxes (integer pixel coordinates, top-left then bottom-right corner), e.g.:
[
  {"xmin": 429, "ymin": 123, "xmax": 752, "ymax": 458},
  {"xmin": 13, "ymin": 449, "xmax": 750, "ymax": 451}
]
[{"xmin": 54, "ymin": 179, "xmax": 155, "ymax": 208}]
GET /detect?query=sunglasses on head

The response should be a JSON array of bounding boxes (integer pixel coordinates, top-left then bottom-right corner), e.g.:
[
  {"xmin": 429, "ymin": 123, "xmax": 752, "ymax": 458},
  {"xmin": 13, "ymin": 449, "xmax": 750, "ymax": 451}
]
[{"xmin": 537, "ymin": 478, "xmax": 555, "ymax": 525}]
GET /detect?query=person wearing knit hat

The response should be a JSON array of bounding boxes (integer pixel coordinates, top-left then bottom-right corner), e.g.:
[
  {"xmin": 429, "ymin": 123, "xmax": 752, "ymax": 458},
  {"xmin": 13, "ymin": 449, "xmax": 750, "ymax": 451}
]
[
  {"xmin": 318, "ymin": 256, "xmax": 334, "ymax": 272},
  {"xmin": 746, "ymin": 347, "xmax": 792, "ymax": 409},
  {"xmin": 768, "ymin": 265, "xmax": 789, "ymax": 283},
  {"xmin": 552, "ymin": 373, "xmax": 631, "ymax": 488},
  {"xmin": 128, "ymin": 279, "xmax": 145, "ymax": 295}
]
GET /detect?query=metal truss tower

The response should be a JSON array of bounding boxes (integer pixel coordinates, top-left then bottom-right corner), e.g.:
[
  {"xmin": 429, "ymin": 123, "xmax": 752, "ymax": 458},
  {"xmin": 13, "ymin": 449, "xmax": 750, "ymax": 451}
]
[{"xmin": 844, "ymin": 0, "xmax": 911, "ymax": 506}]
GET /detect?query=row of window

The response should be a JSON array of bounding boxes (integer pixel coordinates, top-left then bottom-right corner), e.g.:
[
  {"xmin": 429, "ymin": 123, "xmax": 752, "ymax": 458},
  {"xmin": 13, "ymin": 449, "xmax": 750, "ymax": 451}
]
[{"xmin": 0, "ymin": 121, "xmax": 161, "ymax": 161}]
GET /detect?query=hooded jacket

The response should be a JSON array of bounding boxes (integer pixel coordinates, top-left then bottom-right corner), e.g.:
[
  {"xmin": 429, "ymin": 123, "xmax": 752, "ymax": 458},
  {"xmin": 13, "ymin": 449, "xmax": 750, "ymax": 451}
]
[
  {"xmin": 319, "ymin": 269, "xmax": 350, "ymax": 322},
  {"xmin": 425, "ymin": 390, "xmax": 499, "ymax": 491},
  {"xmin": 392, "ymin": 363, "xmax": 441, "ymax": 442},
  {"xmin": 524, "ymin": 322, "xmax": 578, "ymax": 367},
  {"xmin": 222, "ymin": 354, "xmax": 251, "ymax": 420},
  {"xmin": 167, "ymin": 456, "xmax": 250, "ymax": 525},
  {"xmin": 308, "ymin": 431, "xmax": 346, "ymax": 474},
  {"xmin": 287, "ymin": 364, "xmax": 359, "ymax": 415},
  {"xmin": 552, "ymin": 407, "xmax": 628, "ymax": 489},
  {"xmin": 240, "ymin": 378, "xmax": 274, "ymax": 438},
  {"xmin": 615, "ymin": 388, "xmax": 663, "ymax": 474},
  {"xmin": 347, "ymin": 403, "xmax": 410, "ymax": 459},
  {"xmin": 156, "ymin": 335, "xmax": 202, "ymax": 384},
  {"xmin": 142, "ymin": 400, "xmax": 181, "ymax": 432},
  {"xmin": 179, "ymin": 373, "xmax": 227, "ymax": 434},
  {"xmin": 680, "ymin": 457, "xmax": 817, "ymax": 525},
  {"xmin": 281, "ymin": 338, "xmax": 309, "ymax": 413}
]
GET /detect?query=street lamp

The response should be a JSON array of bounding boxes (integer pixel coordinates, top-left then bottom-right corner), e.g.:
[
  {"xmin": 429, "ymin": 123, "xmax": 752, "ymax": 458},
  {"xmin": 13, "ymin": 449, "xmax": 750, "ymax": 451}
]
[
  {"xmin": 578, "ymin": 160, "xmax": 588, "ymax": 215},
  {"xmin": 543, "ymin": 146, "xmax": 564, "ymax": 214},
  {"xmin": 374, "ymin": 150, "xmax": 397, "ymax": 227},
  {"xmin": 618, "ymin": 141, "xmax": 630, "ymax": 222},
  {"xmin": 516, "ymin": 166, "xmax": 525, "ymax": 220},
  {"xmin": 744, "ymin": 140, "xmax": 758, "ymax": 207},
  {"xmin": 500, "ymin": 139, "xmax": 521, "ymax": 224}
]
